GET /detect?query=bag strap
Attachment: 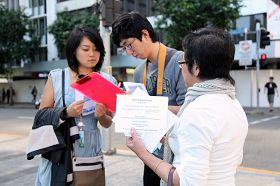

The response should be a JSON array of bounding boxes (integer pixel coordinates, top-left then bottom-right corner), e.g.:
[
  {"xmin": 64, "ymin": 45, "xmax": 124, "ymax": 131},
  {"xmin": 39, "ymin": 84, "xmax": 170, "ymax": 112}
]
[
  {"xmin": 142, "ymin": 45, "xmax": 179, "ymax": 96},
  {"xmin": 167, "ymin": 166, "xmax": 176, "ymax": 186},
  {"xmin": 62, "ymin": 69, "xmax": 66, "ymax": 107},
  {"xmin": 143, "ymin": 43, "xmax": 167, "ymax": 96}
]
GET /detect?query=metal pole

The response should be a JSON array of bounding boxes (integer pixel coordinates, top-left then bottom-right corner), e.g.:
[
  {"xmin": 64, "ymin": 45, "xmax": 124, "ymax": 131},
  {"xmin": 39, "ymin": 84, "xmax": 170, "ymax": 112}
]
[
  {"xmin": 250, "ymin": 70, "xmax": 253, "ymax": 107},
  {"xmin": 256, "ymin": 22, "xmax": 261, "ymax": 108},
  {"xmin": 99, "ymin": 4, "xmax": 116, "ymax": 155},
  {"xmin": 244, "ymin": 28, "xmax": 248, "ymax": 70}
]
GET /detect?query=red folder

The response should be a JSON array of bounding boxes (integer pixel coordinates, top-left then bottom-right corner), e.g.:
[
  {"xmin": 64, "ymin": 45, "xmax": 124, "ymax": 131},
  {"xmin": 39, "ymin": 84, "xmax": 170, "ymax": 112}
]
[{"xmin": 71, "ymin": 72, "xmax": 125, "ymax": 112}]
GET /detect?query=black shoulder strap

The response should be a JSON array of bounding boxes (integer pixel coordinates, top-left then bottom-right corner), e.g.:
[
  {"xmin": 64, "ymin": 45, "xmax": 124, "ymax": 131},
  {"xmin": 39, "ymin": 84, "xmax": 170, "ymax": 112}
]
[{"xmin": 62, "ymin": 69, "xmax": 66, "ymax": 107}]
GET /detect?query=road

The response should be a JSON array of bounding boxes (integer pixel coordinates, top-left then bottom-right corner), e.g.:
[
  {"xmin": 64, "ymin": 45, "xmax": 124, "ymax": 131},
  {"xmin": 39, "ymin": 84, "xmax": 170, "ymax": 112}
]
[
  {"xmin": 0, "ymin": 107, "xmax": 280, "ymax": 185},
  {"xmin": 244, "ymin": 112, "xmax": 280, "ymax": 172}
]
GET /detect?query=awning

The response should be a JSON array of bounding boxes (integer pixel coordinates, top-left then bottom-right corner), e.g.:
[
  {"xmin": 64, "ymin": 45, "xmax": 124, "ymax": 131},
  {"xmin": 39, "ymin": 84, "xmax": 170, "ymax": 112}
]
[
  {"xmin": 23, "ymin": 59, "xmax": 68, "ymax": 72},
  {"xmin": 111, "ymin": 55, "xmax": 145, "ymax": 68},
  {"xmin": 21, "ymin": 55, "xmax": 145, "ymax": 75},
  {"xmin": 0, "ymin": 78, "xmax": 8, "ymax": 83}
]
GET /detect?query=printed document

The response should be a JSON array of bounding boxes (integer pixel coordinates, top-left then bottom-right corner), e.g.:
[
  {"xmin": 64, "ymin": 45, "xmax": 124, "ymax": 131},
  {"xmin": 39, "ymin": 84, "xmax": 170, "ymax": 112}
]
[
  {"xmin": 113, "ymin": 88, "xmax": 179, "ymax": 152},
  {"xmin": 123, "ymin": 82, "xmax": 148, "ymax": 94}
]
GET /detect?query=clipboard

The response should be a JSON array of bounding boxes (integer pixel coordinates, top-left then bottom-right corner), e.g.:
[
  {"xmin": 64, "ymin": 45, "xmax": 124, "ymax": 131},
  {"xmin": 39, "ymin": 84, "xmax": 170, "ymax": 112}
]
[{"xmin": 71, "ymin": 72, "xmax": 125, "ymax": 112}]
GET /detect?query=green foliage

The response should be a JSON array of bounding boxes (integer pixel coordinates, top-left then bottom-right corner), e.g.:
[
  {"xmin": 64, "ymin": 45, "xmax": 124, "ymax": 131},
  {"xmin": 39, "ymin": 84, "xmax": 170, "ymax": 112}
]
[
  {"xmin": 48, "ymin": 10, "xmax": 99, "ymax": 57},
  {"xmin": 0, "ymin": 5, "xmax": 39, "ymax": 75},
  {"xmin": 153, "ymin": 0, "xmax": 242, "ymax": 49}
]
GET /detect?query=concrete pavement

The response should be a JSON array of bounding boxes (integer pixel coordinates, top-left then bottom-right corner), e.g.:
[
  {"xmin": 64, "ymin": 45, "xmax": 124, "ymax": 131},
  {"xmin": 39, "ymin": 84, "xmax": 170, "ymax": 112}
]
[
  {"xmin": 1, "ymin": 103, "xmax": 280, "ymax": 185},
  {"xmin": 1, "ymin": 145, "xmax": 280, "ymax": 186}
]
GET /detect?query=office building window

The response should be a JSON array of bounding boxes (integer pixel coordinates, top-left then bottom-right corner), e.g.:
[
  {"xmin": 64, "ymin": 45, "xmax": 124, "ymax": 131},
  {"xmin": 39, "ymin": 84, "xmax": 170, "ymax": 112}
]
[
  {"xmin": 39, "ymin": 0, "xmax": 43, "ymax": 6},
  {"xmin": 232, "ymin": 13, "xmax": 266, "ymax": 44},
  {"xmin": 5, "ymin": 0, "xmax": 19, "ymax": 10},
  {"xmin": 57, "ymin": 0, "xmax": 71, "ymax": 2},
  {"xmin": 29, "ymin": 0, "xmax": 46, "ymax": 15},
  {"xmin": 33, "ymin": 19, "xmax": 47, "ymax": 37},
  {"xmin": 39, "ymin": 47, "xmax": 47, "ymax": 62},
  {"xmin": 31, "ymin": 16, "xmax": 47, "ymax": 62},
  {"xmin": 138, "ymin": 2, "xmax": 147, "ymax": 16}
]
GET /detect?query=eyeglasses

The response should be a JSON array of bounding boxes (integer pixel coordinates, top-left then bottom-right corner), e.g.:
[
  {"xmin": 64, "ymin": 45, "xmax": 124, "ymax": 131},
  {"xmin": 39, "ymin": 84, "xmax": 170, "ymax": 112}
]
[
  {"xmin": 121, "ymin": 38, "xmax": 136, "ymax": 52},
  {"xmin": 177, "ymin": 60, "xmax": 187, "ymax": 68}
]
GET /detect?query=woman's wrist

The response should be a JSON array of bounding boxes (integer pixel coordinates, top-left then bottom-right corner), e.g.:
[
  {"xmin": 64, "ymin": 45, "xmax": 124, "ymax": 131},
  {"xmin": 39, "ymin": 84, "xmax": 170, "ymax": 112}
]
[
  {"xmin": 95, "ymin": 113, "xmax": 106, "ymax": 119},
  {"xmin": 97, "ymin": 114, "xmax": 112, "ymax": 127}
]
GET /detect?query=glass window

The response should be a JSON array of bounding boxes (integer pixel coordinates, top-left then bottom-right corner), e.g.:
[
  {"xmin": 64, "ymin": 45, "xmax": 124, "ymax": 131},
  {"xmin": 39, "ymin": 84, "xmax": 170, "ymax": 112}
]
[
  {"xmin": 231, "ymin": 13, "xmax": 265, "ymax": 44},
  {"xmin": 138, "ymin": 2, "xmax": 146, "ymax": 16},
  {"xmin": 39, "ymin": 47, "xmax": 47, "ymax": 62},
  {"xmin": 39, "ymin": 0, "xmax": 43, "ymax": 6},
  {"xmin": 251, "ymin": 14, "xmax": 265, "ymax": 30},
  {"xmin": 34, "ymin": 0, "xmax": 38, "ymax": 7},
  {"xmin": 57, "ymin": 0, "xmax": 71, "ymax": 2},
  {"xmin": 236, "ymin": 16, "xmax": 250, "ymax": 30},
  {"xmin": 39, "ymin": 17, "xmax": 45, "ymax": 36}
]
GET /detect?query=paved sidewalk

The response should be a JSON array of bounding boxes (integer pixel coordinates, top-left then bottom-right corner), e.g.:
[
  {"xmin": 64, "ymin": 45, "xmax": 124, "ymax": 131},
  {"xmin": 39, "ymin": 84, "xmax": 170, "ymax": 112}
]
[
  {"xmin": 107, "ymin": 150, "xmax": 280, "ymax": 186},
  {"xmin": 3, "ymin": 148, "xmax": 280, "ymax": 186},
  {"xmin": 0, "ymin": 102, "xmax": 35, "ymax": 109},
  {"xmin": 1, "ymin": 103, "xmax": 280, "ymax": 185},
  {"xmin": 1, "ymin": 102, "xmax": 280, "ymax": 114}
]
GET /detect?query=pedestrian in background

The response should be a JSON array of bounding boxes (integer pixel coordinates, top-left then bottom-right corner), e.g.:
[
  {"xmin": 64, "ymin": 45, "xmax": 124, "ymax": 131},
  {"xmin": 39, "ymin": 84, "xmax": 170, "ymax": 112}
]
[
  {"xmin": 6, "ymin": 87, "xmax": 15, "ymax": 105},
  {"xmin": 9, "ymin": 87, "xmax": 15, "ymax": 105},
  {"xmin": 112, "ymin": 11, "xmax": 186, "ymax": 186},
  {"xmin": 264, "ymin": 76, "xmax": 278, "ymax": 112},
  {"xmin": 1, "ymin": 88, "xmax": 5, "ymax": 103},
  {"xmin": 35, "ymin": 27, "xmax": 116, "ymax": 185},
  {"xmin": 6, "ymin": 88, "xmax": 10, "ymax": 104},
  {"xmin": 126, "ymin": 27, "xmax": 248, "ymax": 185},
  {"xmin": 31, "ymin": 85, "xmax": 38, "ymax": 103}
]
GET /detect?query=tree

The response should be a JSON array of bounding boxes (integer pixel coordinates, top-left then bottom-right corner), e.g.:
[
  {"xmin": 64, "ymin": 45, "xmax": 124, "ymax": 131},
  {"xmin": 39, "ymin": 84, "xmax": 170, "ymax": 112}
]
[
  {"xmin": 153, "ymin": 0, "xmax": 242, "ymax": 49},
  {"xmin": 0, "ymin": 5, "xmax": 39, "ymax": 75},
  {"xmin": 48, "ymin": 10, "xmax": 99, "ymax": 58}
]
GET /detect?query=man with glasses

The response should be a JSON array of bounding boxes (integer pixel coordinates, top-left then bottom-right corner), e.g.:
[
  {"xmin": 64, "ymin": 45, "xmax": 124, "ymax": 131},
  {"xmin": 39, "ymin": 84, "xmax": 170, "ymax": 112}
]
[{"xmin": 112, "ymin": 11, "xmax": 186, "ymax": 186}]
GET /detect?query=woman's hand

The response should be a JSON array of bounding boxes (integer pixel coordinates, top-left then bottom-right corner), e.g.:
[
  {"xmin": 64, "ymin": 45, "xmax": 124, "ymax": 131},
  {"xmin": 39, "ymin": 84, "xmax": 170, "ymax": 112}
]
[
  {"xmin": 95, "ymin": 103, "xmax": 112, "ymax": 128},
  {"xmin": 126, "ymin": 128, "xmax": 148, "ymax": 158},
  {"xmin": 66, "ymin": 100, "xmax": 85, "ymax": 117},
  {"xmin": 95, "ymin": 103, "xmax": 107, "ymax": 118}
]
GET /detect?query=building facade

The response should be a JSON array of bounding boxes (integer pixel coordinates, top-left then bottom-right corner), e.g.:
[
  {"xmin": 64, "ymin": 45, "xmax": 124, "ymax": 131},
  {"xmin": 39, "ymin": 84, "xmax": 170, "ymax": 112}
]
[
  {"xmin": 232, "ymin": 0, "xmax": 280, "ymax": 69},
  {"xmin": 231, "ymin": 0, "xmax": 280, "ymax": 108},
  {"xmin": 1, "ymin": 0, "xmax": 153, "ymax": 103},
  {"xmin": 2, "ymin": 0, "xmax": 280, "ymax": 107}
]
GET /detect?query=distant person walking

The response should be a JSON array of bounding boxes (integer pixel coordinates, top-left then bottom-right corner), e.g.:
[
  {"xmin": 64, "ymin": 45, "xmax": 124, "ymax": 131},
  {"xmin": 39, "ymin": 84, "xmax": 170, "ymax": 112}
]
[
  {"xmin": 1, "ymin": 88, "xmax": 5, "ymax": 103},
  {"xmin": 31, "ymin": 86, "xmax": 38, "ymax": 103},
  {"xmin": 6, "ymin": 88, "xmax": 10, "ymax": 104},
  {"xmin": 264, "ymin": 76, "xmax": 279, "ymax": 112},
  {"xmin": 6, "ymin": 87, "xmax": 15, "ymax": 105}
]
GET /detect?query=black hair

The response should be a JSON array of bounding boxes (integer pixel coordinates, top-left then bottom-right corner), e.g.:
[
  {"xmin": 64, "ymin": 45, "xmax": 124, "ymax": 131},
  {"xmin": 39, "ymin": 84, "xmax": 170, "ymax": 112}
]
[
  {"xmin": 66, "ymin": 27, "xmax": 105, "ymax": 73},
  {"xmin": 111, "ymin": 11, "xmax": 158, "ymax": 46},
  {"xmin": 182, "ymin": 27, "xmax": 235, "ymax": 85}
]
